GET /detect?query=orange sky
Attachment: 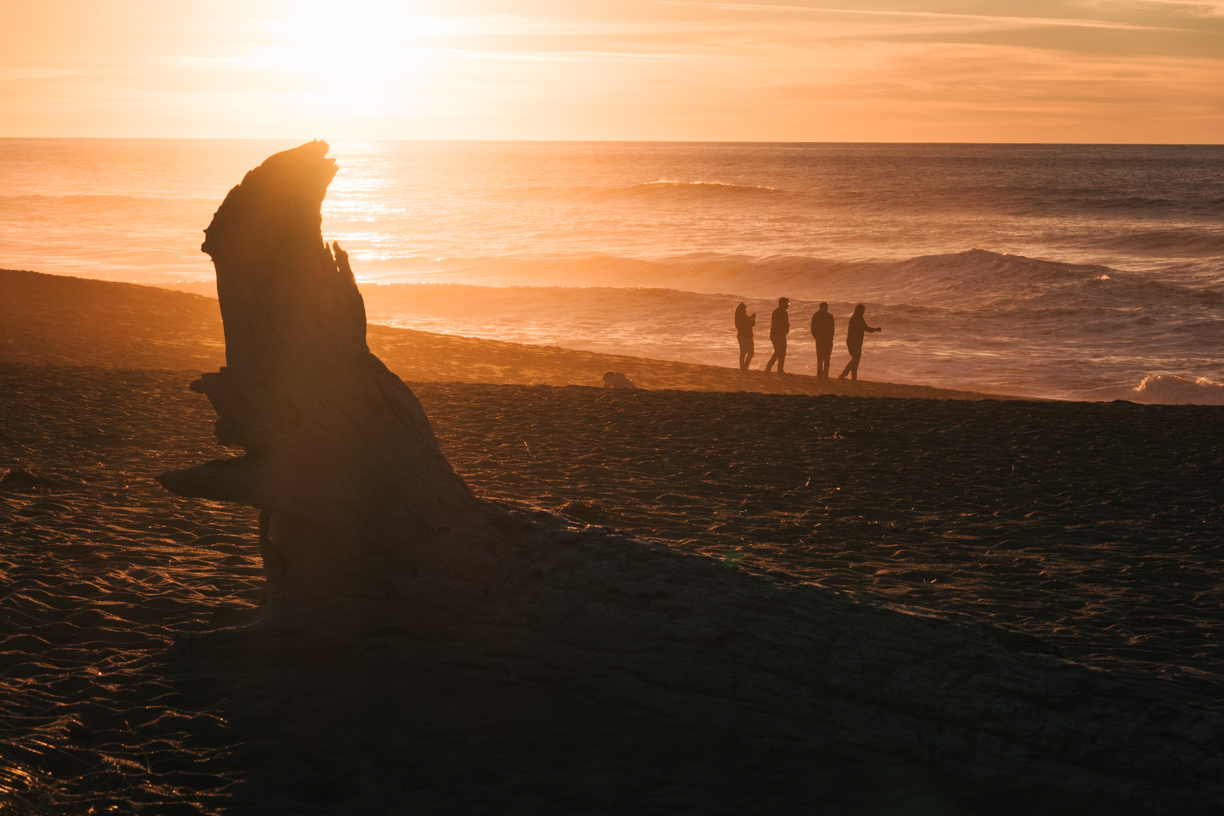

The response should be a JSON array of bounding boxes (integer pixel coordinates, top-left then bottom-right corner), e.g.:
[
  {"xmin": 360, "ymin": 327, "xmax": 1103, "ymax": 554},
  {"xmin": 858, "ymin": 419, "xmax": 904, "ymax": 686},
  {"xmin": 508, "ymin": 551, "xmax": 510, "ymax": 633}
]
[{"xmin": 2, "ymin": 0, "xmax": 1222, "ymax": 142}]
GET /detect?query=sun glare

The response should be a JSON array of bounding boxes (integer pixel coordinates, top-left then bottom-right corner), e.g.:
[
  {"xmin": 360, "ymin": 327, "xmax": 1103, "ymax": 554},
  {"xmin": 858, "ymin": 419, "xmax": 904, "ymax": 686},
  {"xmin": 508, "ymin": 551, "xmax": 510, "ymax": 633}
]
[{"xmin": 264, "ymin": 0, "xmax": 456, "ymax": 115}]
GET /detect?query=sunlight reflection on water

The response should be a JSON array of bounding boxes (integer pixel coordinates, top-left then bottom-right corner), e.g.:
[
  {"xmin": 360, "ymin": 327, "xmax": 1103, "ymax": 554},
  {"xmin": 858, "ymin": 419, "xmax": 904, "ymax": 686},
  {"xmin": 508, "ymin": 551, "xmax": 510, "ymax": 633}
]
[{"xmin": 2, "ymin": 139, "xmax": 1221, "ymax": 401}]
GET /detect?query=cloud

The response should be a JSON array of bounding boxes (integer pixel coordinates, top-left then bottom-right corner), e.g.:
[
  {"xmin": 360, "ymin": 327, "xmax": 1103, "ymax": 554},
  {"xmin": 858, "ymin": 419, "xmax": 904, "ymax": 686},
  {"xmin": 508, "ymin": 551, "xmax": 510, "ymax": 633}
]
[
  {"xmin": 678, "ymin": 2, "xmax": 1194, "ymax": 31},
  {"xmin": 0, "ymin": 1, "xmax": 1221, "ymax": 140},
  {"xmin": 1079, "ymin": 0, "xmax": 1224, "ymax": 17}
]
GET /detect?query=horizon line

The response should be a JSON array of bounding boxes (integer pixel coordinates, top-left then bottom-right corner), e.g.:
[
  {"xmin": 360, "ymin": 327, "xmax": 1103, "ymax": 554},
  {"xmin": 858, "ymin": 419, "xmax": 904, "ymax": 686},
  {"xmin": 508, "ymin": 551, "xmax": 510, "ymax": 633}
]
[{"xmin": 1, "ymin": 136, "xmax": 1222, "ymax": 147}]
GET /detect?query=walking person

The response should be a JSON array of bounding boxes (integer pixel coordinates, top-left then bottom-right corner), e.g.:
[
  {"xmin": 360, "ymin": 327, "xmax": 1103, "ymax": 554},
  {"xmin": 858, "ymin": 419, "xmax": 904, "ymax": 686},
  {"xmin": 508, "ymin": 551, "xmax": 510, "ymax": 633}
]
[
  {"xmin": 839, "ymin": 303, "xmax": 881, "ymax": 382},
  {"xmin": 734, "ymin": 303, "xmax": 756, "ymax": 372},
  {"xmin": 764, "ymin": 297, "xmax": 790, "ymax": 375},
  {"xmin": 810, "ymin": 302, "xmax": 834, "ymax": 381}
]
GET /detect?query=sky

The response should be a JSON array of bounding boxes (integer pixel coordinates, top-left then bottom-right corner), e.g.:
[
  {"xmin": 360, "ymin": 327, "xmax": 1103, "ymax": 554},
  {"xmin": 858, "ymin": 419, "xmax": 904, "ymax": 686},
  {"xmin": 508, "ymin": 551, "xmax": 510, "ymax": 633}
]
[{"xmin": 1, "ymin": 0, "xmax": 1222, "ymax": 142}]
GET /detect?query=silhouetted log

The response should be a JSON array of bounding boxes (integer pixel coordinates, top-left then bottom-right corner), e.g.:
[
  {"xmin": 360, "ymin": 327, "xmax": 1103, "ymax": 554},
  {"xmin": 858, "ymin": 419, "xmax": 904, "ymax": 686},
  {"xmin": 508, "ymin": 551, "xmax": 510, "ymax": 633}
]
[
  {"xmin": 159, "ymin": 140, "xmax": 480, "ymax": 598},
  {"xmin": 160, "ymin": 142, "xmax": 1224, "ymax": 810}
]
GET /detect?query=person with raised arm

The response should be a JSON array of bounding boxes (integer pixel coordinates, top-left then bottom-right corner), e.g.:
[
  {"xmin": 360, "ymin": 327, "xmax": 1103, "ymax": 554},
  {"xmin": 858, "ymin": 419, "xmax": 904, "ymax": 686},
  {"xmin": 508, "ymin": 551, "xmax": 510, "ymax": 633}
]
[{"xmin": 838, "ymin": 303, "xmax": 881, "ymax": 382}]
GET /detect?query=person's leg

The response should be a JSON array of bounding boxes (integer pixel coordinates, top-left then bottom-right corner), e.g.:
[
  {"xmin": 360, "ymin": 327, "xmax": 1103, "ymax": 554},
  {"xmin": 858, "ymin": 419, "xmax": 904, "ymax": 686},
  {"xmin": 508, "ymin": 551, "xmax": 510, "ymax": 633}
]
[
  {"xmin": 838, "ymin": 352, "xmax": 853, "ymax": 379},
  {"xmin": 817, "ymin": 348, "xmax": 830, "ymax": 380},
  {"xmin": 764, "ymin": 345, "xmax": 779, "ymax": 372},
  {"xmin": 744, "ymin": 340, "xmax": 754, "ymax": 371},
  {"xmin": 848, "ymin": 350, "xmax": 861, "ymax": 381},
  {"xmin": 777, "ymin": 341, "xmax": 787, "ymax": 374}
]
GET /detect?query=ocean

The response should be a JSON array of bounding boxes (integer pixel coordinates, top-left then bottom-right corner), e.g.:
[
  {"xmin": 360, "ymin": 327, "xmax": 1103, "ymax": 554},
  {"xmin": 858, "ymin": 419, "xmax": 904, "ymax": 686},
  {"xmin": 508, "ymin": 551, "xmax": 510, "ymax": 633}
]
[{"xmin": 1, "ymin": 138, "xmax": 1221, "ymax": 403}]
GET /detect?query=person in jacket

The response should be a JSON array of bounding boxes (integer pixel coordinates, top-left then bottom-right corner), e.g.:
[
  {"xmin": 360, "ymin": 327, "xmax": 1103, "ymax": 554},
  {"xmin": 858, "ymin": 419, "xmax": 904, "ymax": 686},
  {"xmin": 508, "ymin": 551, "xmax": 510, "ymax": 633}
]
[
  {"xmin": 764, "ymin": 297, "xmax": 790, "ymax": 375},
  {"xmin": 810, "ymin": 302, "xmax": 834, "ymax": 381}
]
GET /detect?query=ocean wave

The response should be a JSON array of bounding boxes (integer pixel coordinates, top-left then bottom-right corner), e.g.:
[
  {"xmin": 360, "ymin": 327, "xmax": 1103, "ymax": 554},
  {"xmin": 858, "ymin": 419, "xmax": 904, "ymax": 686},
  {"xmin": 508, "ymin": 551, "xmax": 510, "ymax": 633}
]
[
  {"xmin": 491, "ymin": 184, "xmax": 1224, "ymax": 221},
  {"xmin": 997, "ymin": 193, "xmax": 1224, "ymax": 219},
  {"xmin": 358, "ymin": 277, "xmax": 1224, "ymax": 404},
  {"xmin": 496, "ymin": 180, "xmax": 787, "ymax": 204},
  {"xmin": 503, "ymin": 182, "xmax": 1224, "ymax": 219},
  {"xmin": 357, "ymin": 248, "xmax": 1224, "ymax": 315},
  {"xmin": 1084, "ymin": 229, "xmax": 1224, "ymax": 258},
  {"xmin": 1130, "ymin": 375, "xmax": 1224, "ymax": 406},
  {"xmin": 0, "ymin": 193, "xmax": 218, "ymax": 206},
  {"xmin": 592, "ymin": 180, "xmax": 783, "ymax": 200}
]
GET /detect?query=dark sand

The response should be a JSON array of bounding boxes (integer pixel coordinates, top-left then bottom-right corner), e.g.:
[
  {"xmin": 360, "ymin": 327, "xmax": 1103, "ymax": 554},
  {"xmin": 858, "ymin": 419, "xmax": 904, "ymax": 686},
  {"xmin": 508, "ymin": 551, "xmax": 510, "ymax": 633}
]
[{"xmin": 3, "ymin": 270, "xmax": 1224, "ymax": 814}]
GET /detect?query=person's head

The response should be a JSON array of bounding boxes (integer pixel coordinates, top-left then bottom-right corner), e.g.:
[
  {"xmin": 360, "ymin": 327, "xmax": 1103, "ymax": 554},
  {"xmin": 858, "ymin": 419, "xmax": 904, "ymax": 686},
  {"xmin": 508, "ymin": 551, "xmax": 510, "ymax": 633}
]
[
  {"xmin": 854, "ymin": 303, "xmax": 866, "ymax": 315},
  {"xmin": 779, "ymin": 297, "xmax": 789, "ymax": 309},
  {"xmin": 735, "ymin": 302, "xmax": 746, "ymax": 315},
  {"xmin": 602, "ymin": 370, "xmax": 616, "ymax": 383},
  {"xmin": 818, "ymin": 302, "xmax": 828, "ymax": 312}
]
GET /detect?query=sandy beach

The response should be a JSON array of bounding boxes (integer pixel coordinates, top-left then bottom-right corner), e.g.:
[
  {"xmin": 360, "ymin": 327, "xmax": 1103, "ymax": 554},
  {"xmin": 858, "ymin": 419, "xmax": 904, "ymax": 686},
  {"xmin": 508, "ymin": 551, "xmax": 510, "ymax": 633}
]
[
  {"xmin": 3, "ymin": 269, "xmax": 1224, "ymax": 813},
  {"xmin": 0, "ymin": 268, "xmax": 1008, "ymax": 401}
]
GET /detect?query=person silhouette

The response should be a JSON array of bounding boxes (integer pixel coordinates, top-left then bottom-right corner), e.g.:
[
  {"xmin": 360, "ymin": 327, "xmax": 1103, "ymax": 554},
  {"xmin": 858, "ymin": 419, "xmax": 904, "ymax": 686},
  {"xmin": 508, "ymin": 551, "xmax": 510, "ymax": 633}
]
[
  {"xmin": 734, "ymin": 302, "xmax": 756, "ymax": 372},
  {"xmin": 810, "ymin": 302, "xmax": 834, "ymax": 381},
  {"xmin": 838, "ymin": 303, "xmax": 881, "ymax": 382},
  {"xmin": 764, "ymin": 297, "xmax": 790, "ymax": 375}
]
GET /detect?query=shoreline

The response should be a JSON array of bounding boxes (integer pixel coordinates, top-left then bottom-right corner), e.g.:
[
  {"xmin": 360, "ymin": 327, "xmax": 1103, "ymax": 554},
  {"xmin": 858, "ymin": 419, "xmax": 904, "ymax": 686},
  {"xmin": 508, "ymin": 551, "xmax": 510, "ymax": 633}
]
[{"xmin": 1, "ymin": 267, "xmax": 1019, "ymax": 401}]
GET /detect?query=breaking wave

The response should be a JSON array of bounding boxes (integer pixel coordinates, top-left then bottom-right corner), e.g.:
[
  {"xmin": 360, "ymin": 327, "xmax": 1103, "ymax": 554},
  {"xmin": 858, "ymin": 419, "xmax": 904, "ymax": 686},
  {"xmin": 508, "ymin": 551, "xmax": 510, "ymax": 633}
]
[
  {"xmin": 369, "ymin": 249, "xmax": 1223, "ymax": 315},
  {"xmin": 1083, "ymin": 229, "xmax": 1224, "ymax": 258},
  {"xmin": 1131, "ymin": 375, "xmax": 1224, "ymax": 406},
  {"xmin": 5, "ymin": 139, "xmax": 1222, "ymax": 404}
]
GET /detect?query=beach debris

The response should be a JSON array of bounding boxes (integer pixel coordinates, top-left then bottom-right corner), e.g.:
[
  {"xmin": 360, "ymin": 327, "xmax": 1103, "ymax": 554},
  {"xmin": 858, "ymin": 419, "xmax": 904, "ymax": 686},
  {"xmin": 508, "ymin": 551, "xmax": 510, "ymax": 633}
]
[
  {"xmin": 557, "ymin": 500, "xmax": 609, "ymax": 525},
  {"xmin": 156, "ymin": 141, "xmax": 1224, "ymax": 810},
  {"xmin": 0, "ymin": 466, "xmax": 76, "ymax": 492},
  {"xmin": 64, "ymin": 719, "xmax": 94, "ymax": 743},
  {"xmin": 719, "ymin": 548, "xmax": 745, "ymax": 569},
  {"xmin": 602, "ymin": 370, "xmax": 639, "ymax": 389}
]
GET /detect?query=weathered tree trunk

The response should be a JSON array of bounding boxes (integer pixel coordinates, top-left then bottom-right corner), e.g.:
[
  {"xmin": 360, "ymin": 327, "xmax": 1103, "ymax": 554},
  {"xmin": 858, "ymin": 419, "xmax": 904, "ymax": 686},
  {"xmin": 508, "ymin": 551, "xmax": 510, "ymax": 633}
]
[
  {"xmin": 160, "ymin": 140, "xmax": 481, "ymax": 600},
  {"xmin": 160, "ymin": 141, "xmax": 1224, "ymax": 811}
]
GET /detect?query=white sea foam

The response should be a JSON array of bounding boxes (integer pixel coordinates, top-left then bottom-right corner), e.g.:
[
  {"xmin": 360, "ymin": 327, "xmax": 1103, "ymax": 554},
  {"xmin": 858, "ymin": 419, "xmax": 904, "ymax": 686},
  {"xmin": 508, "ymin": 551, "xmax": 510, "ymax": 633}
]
[
  {"xmin": 1, "ymin": 139, "xmax": 1221, "ymax": 402},
  {"xmin": 1131, "ymin": 375, "xmax": 1224, "ymax": 406}
]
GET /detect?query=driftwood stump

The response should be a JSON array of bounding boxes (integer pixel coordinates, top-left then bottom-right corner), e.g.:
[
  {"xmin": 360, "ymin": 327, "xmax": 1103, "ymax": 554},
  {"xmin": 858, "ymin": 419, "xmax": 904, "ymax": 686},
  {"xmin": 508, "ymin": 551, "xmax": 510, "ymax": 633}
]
[{"xmin": 161, "ymin": 141, "xmax": 1224, "ymax": 811}]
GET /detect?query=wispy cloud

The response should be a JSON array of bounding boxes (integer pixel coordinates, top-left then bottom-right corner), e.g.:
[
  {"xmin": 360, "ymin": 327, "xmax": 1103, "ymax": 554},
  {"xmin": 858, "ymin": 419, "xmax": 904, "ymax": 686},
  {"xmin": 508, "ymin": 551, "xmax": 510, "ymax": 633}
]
[
  {"xmin": 1079, "ymin": 0, "xmax": 1224, "ymax": 17},
  {"xmin": 1, "ymin": 1, "xmax": 1221, "ymax": 140},
  {"xmin": 678, "ymin": 2, "xmax": 1193, "ymax": 31}
]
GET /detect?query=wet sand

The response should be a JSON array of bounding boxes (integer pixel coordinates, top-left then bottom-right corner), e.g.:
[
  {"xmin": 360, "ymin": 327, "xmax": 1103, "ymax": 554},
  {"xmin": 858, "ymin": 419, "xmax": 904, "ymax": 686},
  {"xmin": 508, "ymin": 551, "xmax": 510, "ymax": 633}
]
[
  {"xmin": 0, "ymin": 268, "xmax": 1005, "ymax": 400},
  {"xmin": 3, "ymin": 269, "xmax": 1223, "ymax": 813}
]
